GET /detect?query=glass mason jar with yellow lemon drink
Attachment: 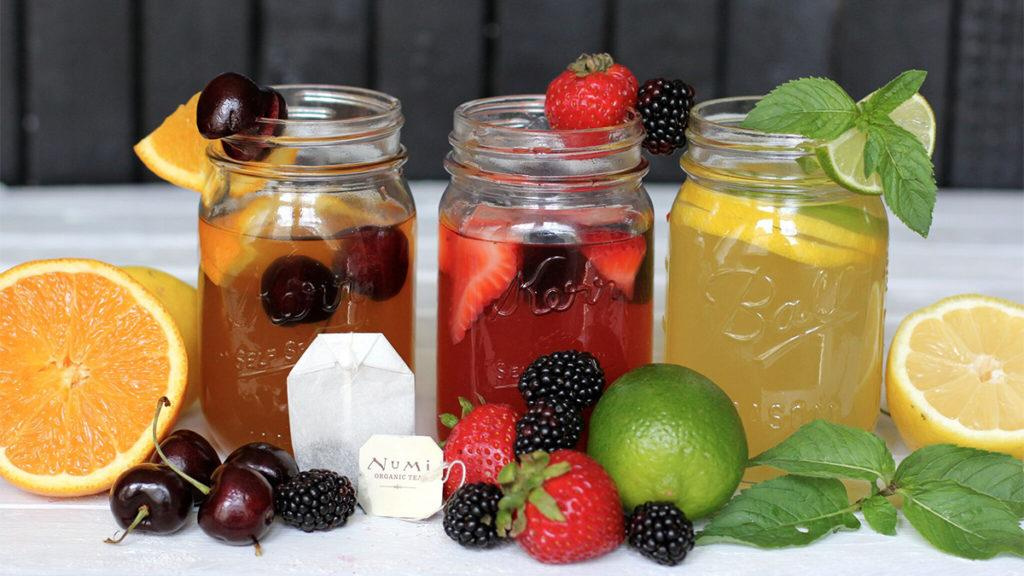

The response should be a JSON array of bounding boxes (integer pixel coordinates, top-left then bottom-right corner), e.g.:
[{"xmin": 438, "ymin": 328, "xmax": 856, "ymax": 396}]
[{"xmin": 666, "ymin": 92, "xmax": 935, "ymax": 468}]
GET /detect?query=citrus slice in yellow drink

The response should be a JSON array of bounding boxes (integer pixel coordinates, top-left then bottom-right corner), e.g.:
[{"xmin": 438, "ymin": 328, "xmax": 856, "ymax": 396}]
[
  {"xmin": 887, "ymin": 294, "xmax": 1024, "ymax": 458},
  {"xmin": 0, "ymin": 259, "xmax": 188, "ymax": 496}
]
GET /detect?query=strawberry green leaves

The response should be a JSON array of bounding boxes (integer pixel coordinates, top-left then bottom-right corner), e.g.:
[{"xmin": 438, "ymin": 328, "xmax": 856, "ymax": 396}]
[
  {"xmin": 742, "ymin": 70, "xmax": 937, "ymax": 237},
  {"xmin": 749, "ymin": 419, "xmax": 895, "ymax": 484},
  {"xmin": 699, "ymin": 420, "xmax": 1023, "ymax": 559},
  {"xmin": 699, "ymin": 476, "xmax": 860, "ymax": 547}
]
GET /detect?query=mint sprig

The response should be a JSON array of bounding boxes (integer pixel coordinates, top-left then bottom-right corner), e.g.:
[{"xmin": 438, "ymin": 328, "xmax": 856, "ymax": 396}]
[
  {"xmin": 699, "ymin": 420, "xmax": 1024, "ymax": 560},
  {"xmin": 741, "ymin": 70, "xmax": 937, "ymax": 237}
]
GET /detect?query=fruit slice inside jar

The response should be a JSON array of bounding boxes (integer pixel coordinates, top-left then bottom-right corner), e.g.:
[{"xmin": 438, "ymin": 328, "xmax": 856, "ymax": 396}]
[
  {"xmin": 887, "ymin": 294, "xmax": 1024, "ymax": 458},
  {"xmin": 0, "ymin": 259, "xmax": 188, "ymax": 496}
]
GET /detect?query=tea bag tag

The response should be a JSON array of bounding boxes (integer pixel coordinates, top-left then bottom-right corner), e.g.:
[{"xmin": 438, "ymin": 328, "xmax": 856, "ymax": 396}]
[{"xmin": 358, "ymin": 435, "xmax": 443, "ymax": 520}]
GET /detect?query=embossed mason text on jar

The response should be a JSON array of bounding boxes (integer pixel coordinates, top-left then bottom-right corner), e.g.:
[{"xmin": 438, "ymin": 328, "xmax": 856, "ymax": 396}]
[
  {"xmin": 664, "ymin": 97, "xmax": 888, "ymax": 468},
  {"xmin": 436, "ymin": 96, "xmax": 654, "ymax": 435},
  {"xmin": 199, "ymin": 86, "xmax": 415, "ymax": 453}
]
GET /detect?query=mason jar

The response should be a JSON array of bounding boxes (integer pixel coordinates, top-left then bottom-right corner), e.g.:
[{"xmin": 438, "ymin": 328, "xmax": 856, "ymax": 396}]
[
  {"xmin": 199, "ymin": 86, "xmax": 415, "ymax": 452},
  {"xmin": 437, "ymin": 95, "xmax": 654, "ymax": 435},
  {"xmin": 665, "ymin": 96, "xmax": 888, "ymax": 464}
]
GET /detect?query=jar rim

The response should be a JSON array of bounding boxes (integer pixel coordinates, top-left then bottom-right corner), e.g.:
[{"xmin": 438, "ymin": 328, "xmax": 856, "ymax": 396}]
[{"xmin": 687, "ymin": 96, "xmax": 815, "ymax": 153}]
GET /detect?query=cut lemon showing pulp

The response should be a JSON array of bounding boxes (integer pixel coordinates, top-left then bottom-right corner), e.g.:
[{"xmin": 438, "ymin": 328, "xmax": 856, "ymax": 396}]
[
  {"xmin": 887, "ymin": 294, "xmax": 1024, "ymax": 458},
  {"xmin": 817, "ymin": 93, "xmax": 936, "ymax": 194},
  {"xmin": 0, "ymin": 259, "xmax": 188, "ymax": 496},
  {"xmin": 134, "ymin": 92, "xmax": 211, "ymax": 193}
]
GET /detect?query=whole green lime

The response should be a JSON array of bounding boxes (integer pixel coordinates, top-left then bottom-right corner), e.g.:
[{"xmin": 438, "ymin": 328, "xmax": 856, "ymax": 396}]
[{"xmin": 587, "ymin": 364, "xmax": 747, "ymax": 519}]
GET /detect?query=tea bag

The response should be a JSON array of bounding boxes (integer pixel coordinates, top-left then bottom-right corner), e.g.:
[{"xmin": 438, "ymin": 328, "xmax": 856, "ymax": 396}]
[{"xmin": 287, "ymin": 333, "xmax": 415, "ymax": 483}]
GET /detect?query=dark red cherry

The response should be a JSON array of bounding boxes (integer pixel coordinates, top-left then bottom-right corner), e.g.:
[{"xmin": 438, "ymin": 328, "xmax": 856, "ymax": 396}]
[
  {"xmin": 197, "ymin": 72, "xmax": 264, "ymax": 139},
  {"xmin": 260, "ymin": 255, "xmax": 340, "ymax": 325},
  {"xmin": 223, "ymin": 442, "xmax": 298, "ymax": 489},
  {"xmin": 222, "ymin": 87, "xmax": 289, "ymax": 162},
  {"xmin": 106, "ymin": 463, "xmax": 192, "ymax": 543},
  {"xmin": 149, "ymin": 429, "xmax": 221, "ymax": 504},
  {"xmin": 334, "ymin": 226, "xmax": 410, "ymax": 301},
  {"xmin": 197, "ymin": 464, "xmax": 274, "ymax": 550}
]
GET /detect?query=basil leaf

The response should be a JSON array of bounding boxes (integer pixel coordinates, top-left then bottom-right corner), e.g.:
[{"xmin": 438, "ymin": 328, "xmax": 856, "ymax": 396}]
[
  {"xmin": 699, "ymin": 475, "xmax": 860, "ymax": 548},
  {"xmin": 741, "ymin": 77, "xmax": 859, "ymax": 140},
  {"xmin": 750, "ymin": 420, "xmax": 895, "ymax": 483},
  {"xmin": 901, "ymin": 481, "xmax": 1024, "ymax": 560},
  {"xmin": 896, "ymin": 444, "xmax": 1024, "ymax": 517},
  {"xmin": 861, "ymin": 494, "xmax": 898, "ymax": 536}
]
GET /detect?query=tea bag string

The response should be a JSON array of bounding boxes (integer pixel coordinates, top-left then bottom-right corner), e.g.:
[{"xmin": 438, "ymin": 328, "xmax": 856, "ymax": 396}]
[{"xmin": 396, "ymin": 459, "xmax": 466, "ymax": 524}]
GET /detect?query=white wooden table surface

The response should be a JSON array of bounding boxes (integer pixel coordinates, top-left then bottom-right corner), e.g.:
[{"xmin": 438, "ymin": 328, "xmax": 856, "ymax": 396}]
[{"xmin": 0, "ymin": 183, "xmax": 1022, "ymax": 576}]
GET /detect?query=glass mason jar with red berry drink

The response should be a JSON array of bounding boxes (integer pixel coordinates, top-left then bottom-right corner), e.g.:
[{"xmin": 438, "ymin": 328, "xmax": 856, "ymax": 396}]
[
  {"xmin": 199, "ymin": 85, "xmax": 415, "ymax": 453},
  {"xmin": 436, "ymin": 94, "xmax": 654, "ymax": 435}
]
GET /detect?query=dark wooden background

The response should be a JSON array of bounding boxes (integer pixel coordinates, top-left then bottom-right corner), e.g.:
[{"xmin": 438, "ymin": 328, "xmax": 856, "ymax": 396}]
[{"xmin": 1, "ymin": 0, "xmax": 1021, "ymax": 186}]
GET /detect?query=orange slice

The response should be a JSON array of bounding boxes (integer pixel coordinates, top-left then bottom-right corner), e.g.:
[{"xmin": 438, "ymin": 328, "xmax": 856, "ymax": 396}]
[
  {"xmin": 134, "ymin": 92, "xmax": 211, "ymax": 193},
  {"xmin": 0, "ymin": 259, "xmax": 188, "ymax": 496},
  {"xmin": 887, "ymin": 294, "xmax": 1024, "ymax": 458}
]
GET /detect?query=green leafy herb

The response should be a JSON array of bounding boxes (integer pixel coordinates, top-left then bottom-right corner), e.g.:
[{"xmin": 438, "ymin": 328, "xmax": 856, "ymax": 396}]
[
  {"xmin": 861, "ymin": 494, "xmax": 898, "ymax": 536},
  {"xmin": 750, "ymin": 419, "xmax": 895, "ymax": 483},
  {"xmin": 900, "ymin": 481, "xmax": 1024, "ymax": 560},
  {"xmin": 741, "ymin": 77, "xmax": 858, "ymax": 140},
  {"xmin": 896, "ymin": 444, "xmax": 1024, "ymax": 516},
  {"xmin": 741, "ymin": 70, "xmax": 937, "ymax": 236},
  {"xmin": 699, "ymin": 475, "xmax": 860, "ymax": 548}
]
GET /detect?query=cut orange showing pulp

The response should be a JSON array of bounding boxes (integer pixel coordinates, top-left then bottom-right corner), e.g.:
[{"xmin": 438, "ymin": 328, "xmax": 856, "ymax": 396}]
[
  {"xmin": 134, "ymin": 92, "xmax": 211, "ymax": 193},
  {"xmin": 887, "ymin": 294, "xmax": 1024, "ymax": 458},
  {"xmin": 0, "ymin": 259, "xmax": 188, "ymax": 496}
]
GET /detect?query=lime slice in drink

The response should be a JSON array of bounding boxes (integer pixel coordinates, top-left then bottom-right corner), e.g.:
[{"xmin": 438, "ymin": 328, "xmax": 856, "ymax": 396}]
[{"xmin": 817, "ymin": 93, "xmax": 936, "ymax": 194}]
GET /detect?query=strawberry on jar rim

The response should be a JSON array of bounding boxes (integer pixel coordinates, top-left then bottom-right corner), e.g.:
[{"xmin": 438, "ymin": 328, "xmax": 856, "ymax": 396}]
[{"xmin": 545, "ymin": 53, "xmax": 638, "ymax": 130}]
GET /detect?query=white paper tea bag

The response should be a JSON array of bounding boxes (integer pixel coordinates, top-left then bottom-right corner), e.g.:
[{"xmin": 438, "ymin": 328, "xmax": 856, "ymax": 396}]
[{"xmin": 287, "ymin": 333, "xmax": 415, "ymax": 482}]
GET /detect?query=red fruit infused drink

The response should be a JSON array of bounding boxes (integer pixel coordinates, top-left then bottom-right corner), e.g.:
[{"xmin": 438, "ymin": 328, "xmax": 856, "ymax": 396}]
[{"xmin": 437, "ymin": 95, "xmax": 653, "ymax": 436}]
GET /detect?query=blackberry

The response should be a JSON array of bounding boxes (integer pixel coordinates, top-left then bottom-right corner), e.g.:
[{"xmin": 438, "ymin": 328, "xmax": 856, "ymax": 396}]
[
  {"xmin": 513, "ymin": 399, "xmax": 583, "ymax": 456},
  {"xmin": 517, "ymin": 350, "xmax": 606, "ymax": 409},
  {"xmin": 443, "ymin": 482, "xmax": 504, "ymax": 548},
  {"xmin": 636, "ymin": 78, "xmax": 695, "ymax": 155},
  {"xmin": 274, "ymin": 469, "xmax": 356, "ymax": 532},
  {"xmin": 627, "ymin": 501, "xmax": 695, "ymax": 566}
]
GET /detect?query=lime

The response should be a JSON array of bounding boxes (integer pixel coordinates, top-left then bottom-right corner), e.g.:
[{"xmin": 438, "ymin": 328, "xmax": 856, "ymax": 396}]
[
  {"xmin": 817, "ymin": 93, "xmax": 935, "ymax": 194},
  {"xmin": 587, "ymin": 364, "xmax": 747, "ymax": 519}
]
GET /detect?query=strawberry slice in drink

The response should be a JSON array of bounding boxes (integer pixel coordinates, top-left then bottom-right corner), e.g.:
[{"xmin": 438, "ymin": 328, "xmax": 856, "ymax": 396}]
[
  {"xmin": 582, "ymin": 231, "xmax": 647, "ymax": 300},
  {"xmin": 441, "ymin": 226, "xmax": 519, "ymax": 345}
]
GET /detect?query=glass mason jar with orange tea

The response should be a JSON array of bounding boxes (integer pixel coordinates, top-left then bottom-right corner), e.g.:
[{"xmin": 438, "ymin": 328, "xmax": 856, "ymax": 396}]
[
  {"xmin": 665, "ymin": 97, "xmax": 888, "ymax": 464},
  {"xmin": 199, "ymin": 86, "xmax": 415, "ymax": 452},
  {"xmin": 436, "ymin": 95, "xmax": 654, "ymax": 435}
]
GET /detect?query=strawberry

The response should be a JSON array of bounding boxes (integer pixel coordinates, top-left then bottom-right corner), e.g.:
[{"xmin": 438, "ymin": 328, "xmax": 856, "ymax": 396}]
[
  {"xmin": 441, "ymin": 225, "xmax": 518, "ymax": 344},
  {"xmin": 545, "ymin": 53, "xmax": 638, "ymax": 130},
  {"xmin": 497, "ymin": 450, "xmax": 624, "ymax": 564},
  {"xmin": 441, "ymin": 398, "xmax": 521, "ymax": 499},
  {"xmin": 582, "ymin": 231, "xmax": 647, "ymax": 299}
]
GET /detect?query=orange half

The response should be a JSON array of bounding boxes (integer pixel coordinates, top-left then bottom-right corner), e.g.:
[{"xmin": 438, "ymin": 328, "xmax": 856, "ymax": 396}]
[{"xmin": 0, "ymin": 259, "xmax": 188, "ymax": 496}]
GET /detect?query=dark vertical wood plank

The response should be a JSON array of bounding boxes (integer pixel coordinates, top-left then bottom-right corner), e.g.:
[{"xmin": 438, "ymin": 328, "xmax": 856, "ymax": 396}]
[
  {"xmin": 834, "ymin": 0, "xmax": 953, "ymax": 184},
  {"xmin": 141, "ymin": 0, "xmax": 252, "ymax": 133},
  {"xmin": 1, "ymin": 0, "xmax": 21, "ymax": 184},
  {"xmin": 376, "ymin": 0, "xmax": 485, "ymax": 179},
  {"xmin": 25, "ymin": 0, "xmax": 134, "ymax": 183},
  {"xmin": 724, "ymin": 0, "xmax": 839, "ymax": 95},
  {"xmin": 492, "ymin": 0, "xmax": 608, "ymax": 94},
  {"xmin": 615, "ymin": 0, "xmax": 722, "ymax": 181},
  {"xmin": 949, "ymin": 0, "xmax": 1023, "ymax": 188},
  {"xmin": 260, "ymin": 0, "xmax": 369, "ymax": 86}
]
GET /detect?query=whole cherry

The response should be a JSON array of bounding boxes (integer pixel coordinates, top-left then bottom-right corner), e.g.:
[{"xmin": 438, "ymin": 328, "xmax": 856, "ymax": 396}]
[
  {"xmin": 198, "ymin": 463, "xmax": 276, "ymax": 551},
  {"xmin": 197, "ymin": 72, "xmax": 264, "ymax": 139},
  {"xmin": 105, "ymin": 463, "xmax": 192, "ymax": 544},
  {"xmin": 149, "ymin": 428, "xmax": 221, "ymax": 504},
  {"xmin": 260, "ymin": 255, "xmax": 340, "ymax": 326},
  {"xmin": 224, "ymin": 442, "xmax": 299, "ymax": 489},
  {"xmin": 334, "ymin": 226, "xmax": 410, "ymax": 301}
]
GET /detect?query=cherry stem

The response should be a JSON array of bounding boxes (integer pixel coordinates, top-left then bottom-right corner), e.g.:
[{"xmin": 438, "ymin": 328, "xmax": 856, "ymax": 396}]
[
  {"xmin": 251, "ymin": 536, "xmax": 263, "ymax": 557},
  {"xmin": 104, "ymin": 505, "xmax": 149, "ymax": 544},
  {"xmin": 151, "ymin": 396, "xmax": 211, "ymax": 495}
]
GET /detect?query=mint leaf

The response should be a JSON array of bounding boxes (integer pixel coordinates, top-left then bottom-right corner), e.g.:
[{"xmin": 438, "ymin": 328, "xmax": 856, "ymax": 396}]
[
  {"xmin": 900, "ymin": 481, "xmax": 1024, "ymax": 559},
  {"xmin": 867, "ymin": 119, "xmax": 937, "ymax": 236},
  {"xmin": 698, "ymin": 475, "xmax": 860, "ymax": 548},
  {"xmin": 863, "ymin": 128, "xmax": 883, "ymax": 179},
  {"xmin": 861, "ymin": 494, "xmax": 898, "ymax": 536},
  {"xmin": 896, "ymin": 444, "xmax": 1024, "ymax": 517},
  {"xmin": 861, "ymin": 70, "xmax": 927, "ymax": 118},
  {"xmin": 741, "ymin": 77, "xmax": 858, "ymax": 140},
  {"xmin": 749, "ymin": 420, "xmax": 895, "ymax": 483}
]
